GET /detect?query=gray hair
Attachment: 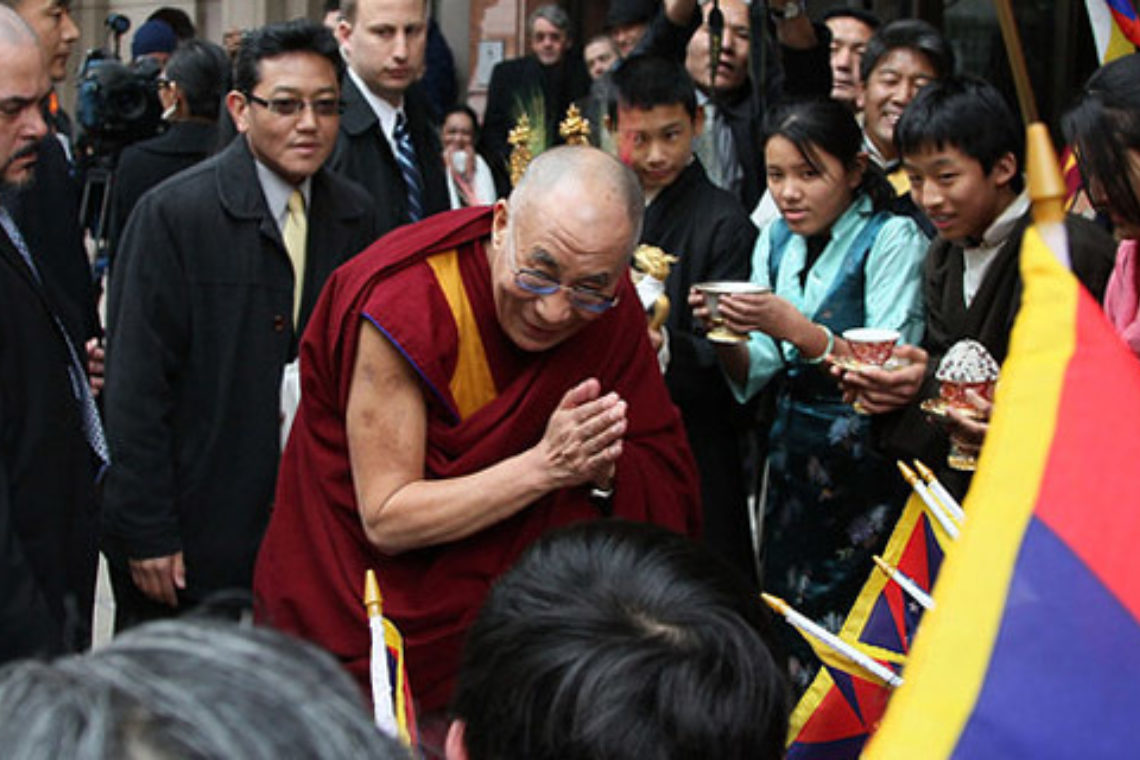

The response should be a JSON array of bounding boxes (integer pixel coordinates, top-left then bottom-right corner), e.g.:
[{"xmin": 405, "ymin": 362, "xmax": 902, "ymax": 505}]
[
  {"xmin": 0, "ymin": 619, "xmax": 409, "ymax": 760},
  {"xmin": 528, "ymin": 4, "xmax": 572, "ymax": 37}
]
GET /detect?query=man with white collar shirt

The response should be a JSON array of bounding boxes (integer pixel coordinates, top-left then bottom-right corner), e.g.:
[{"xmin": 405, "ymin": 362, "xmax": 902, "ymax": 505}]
[
  {"xmin": 837, "ymin": 77, "xmax": 1114, "ymax": 499},
  {"xmin": 103, "ymin": 20, "xmax": 378, "ymax": 629},
  {"xmin": 331, "ymin": 0, "xmax": 448, "ymax": 235}
]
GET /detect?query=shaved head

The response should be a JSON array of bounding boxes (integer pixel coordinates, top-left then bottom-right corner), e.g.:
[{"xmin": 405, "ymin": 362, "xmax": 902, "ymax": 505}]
[
  {"xmin": 0, "ymin": 5, "xmax": 38, "ymax": 47},
  {"xmin": 511, "ymin": 146, "xmax": 645, "ymax": 256},
  {"xmin": 0, "ymin": 4, "xmax": 48, "ymax": 190},
  {"xmin": 489, "ymin": 146, "xmax": 645, "ymax": 352}
]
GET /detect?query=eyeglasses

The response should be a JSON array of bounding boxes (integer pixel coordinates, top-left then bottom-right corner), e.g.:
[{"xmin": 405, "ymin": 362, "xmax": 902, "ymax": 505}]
[
  {"xmin": 245, "ymin": 93, "xmax": 343, "ymax": 117},
  {"xmin": 156, "ymin": 77, "xmax": 172, "ymax": 89},
  {"xmin": 507, "ymin": 235, "xmax": 620, "ymax": 314}
]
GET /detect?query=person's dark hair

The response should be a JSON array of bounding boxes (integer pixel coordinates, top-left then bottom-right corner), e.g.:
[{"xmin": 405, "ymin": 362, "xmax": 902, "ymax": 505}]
[
  {"xmin": 1063, "ymin": 52, "xmax": 1140, "ymax": 228},
  {"xmin": 896, "ymin": 75, "xmax": 1025, "ymax": 193},
  {"xmin": 233, "ymin": 18, "xmax": 344, "ymax": 95},
  {"xmin": 451, "ymin": 520, "xmax": 789, "ymax": 760},
  {"xmin": 609, "ymin": 54, "xmax": 698, "ymax": 123},
  {"xmin": 148, "ymin": 7, "xmax": 196, "ymax": 40},
  {"xmin": 0, "ymin": 619, "xmax": 408, "ymax": 759},
  {"xmin": 164, "ymin": 39, "xmax": 231, "ymax": 121},
  {"xmin": 859, "ymin": 18, "xmax": 954, "ymax": 83},
  {"xmin": 444, "ymin": 103, "xmax": 481, "ymax": 138},
  {"xmin": 324, "ymin": 0, "xmax": 340, "ymax": 12},
  {"xmin": 765, "ymin": 97, "xmax": 895, "ymax": 213},
  {"xmin": 821, "ymin": 7, "xmax": 881, "ymax": 31}
]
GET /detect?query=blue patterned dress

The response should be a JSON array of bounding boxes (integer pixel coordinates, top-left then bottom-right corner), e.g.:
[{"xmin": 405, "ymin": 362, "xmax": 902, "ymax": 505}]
[{"xmin": 732, "ymin": 195, "xmax": 928, "ymax": 687}]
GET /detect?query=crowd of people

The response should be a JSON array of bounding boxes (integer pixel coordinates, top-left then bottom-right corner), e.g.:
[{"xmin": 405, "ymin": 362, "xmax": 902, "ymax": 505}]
[{"xmin": 1, "ymin": 0, "xmax": 1139, "ymax": 756}]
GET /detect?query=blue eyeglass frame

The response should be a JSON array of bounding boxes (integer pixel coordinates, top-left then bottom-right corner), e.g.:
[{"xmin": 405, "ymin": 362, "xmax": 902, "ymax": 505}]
[{"xmin": 506, "ymin": 236, "xmax": 620, "ymax": 314}]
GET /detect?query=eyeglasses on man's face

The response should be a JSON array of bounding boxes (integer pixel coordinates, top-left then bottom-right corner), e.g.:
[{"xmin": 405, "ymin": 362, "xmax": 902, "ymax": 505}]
[
  {"xmin": 506, "ymin": 233, "xmax": 620, "ymax": 314},
  {"xmin": 245, "ymin": 93, "xmax": 343, "ymax": 117}
]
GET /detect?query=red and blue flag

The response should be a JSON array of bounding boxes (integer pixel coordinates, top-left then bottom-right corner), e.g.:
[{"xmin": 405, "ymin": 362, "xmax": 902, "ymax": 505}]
[{"xmin": 866, "ymin": 214, "xmax": 1140, "ymax": 757}]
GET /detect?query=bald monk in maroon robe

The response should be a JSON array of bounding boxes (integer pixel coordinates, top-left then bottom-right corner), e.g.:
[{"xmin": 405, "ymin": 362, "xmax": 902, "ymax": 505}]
[{"xmin": 254, "ymin": 147, "xmax": 701, "ymax": 716}]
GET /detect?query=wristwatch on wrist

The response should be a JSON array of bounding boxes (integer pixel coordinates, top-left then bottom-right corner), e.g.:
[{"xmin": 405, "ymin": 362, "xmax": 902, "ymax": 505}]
[{"xmin": 772, "ymin": 1, "xmax": 805, "ymax": 21}]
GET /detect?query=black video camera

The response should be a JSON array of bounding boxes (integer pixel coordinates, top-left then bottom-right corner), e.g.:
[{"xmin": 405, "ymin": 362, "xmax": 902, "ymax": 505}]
[
  {"xmin": 74, "ymin": 13, "xmax": 165, "ymax": 161},
  {"xmin": 75, "ymin": 53, "xmax": 164, "ymax": 158}
]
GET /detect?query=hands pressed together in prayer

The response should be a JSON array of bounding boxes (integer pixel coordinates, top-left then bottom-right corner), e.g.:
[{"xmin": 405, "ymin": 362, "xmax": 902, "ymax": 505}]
[{"xmin": 536, "ymin": 378, "xmax": 626, "ymax": 493}]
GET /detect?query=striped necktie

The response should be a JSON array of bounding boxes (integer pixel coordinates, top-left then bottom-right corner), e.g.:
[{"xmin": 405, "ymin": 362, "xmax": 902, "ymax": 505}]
[
  {"xmin": 393, "ymin": 111, "xmax": 424, "ymax": 222},
  {"xmin": 283, "ymin": 189, "xmax": 307, "ymax": 327},
  {"xmin": 0, "ymin": 207, "xmax": 109, "ymax": 467}
]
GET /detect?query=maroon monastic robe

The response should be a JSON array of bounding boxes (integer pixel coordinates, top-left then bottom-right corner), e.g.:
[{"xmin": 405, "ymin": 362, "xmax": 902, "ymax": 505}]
[{"xmin": 254, "ymin": 207, "xmax": 701, "ymax": 712}]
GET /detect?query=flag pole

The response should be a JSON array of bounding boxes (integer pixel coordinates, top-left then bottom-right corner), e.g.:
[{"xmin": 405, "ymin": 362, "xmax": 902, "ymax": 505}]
[
  {"xmin": 913, "ymin": 460, "xmax": 965, "ymax": 523},
  {"xmin": 994, "ymin": 0, "xmax": 1039, "ymax": 124},
  {"xmin": 1026, "ymin": 121, "xmax": 1073, "ymax": 271},
  {"xmin": 897, "ymin": 461, "xmax": 960, "ymax": 540},
  {"xmin": 763, "ymin": 593, "xmax": 904, "ymax": 688},
  {"xmin": 873, "ymin": 555, "xmax": 935, "ymax": 611}
]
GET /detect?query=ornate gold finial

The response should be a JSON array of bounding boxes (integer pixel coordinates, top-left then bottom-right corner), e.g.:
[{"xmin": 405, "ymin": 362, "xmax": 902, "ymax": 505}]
[
  {"xmin": 508, "ymin": 113, "xmax": 533, "ymax": 186},
  {"xmin": 364, "ymin": 569, "xmax": 383, "ymax": 619},
  {"xmin": 558, "ymin": 103, "xmax": 591, "ymax": 146}
]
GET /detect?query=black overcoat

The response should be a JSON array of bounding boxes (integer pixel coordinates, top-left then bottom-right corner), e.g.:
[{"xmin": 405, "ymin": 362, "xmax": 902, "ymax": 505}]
[
  {"xmin": 107, "ymin": 120, "xmax": 221, "ymax": 267},
  {"xmin": 102, "ymin": 137, "xmax": 378, "ymax": 598},
  {"xmin": 0, "ymin": 218, "xmax": 98, "ymax": 662}
]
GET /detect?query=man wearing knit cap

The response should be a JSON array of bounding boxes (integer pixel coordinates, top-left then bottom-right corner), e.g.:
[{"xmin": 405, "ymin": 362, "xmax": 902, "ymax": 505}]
[
  {"xmin": 132, "ymin": 18, "xmax": 177, "ymax": 66},
  {"xmin": 606, "ymin": 0, "xmax": 658, "ymax": 57}
]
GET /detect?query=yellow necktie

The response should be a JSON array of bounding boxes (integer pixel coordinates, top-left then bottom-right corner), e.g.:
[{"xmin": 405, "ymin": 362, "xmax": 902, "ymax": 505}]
[{"xmin": 283, "ymin": 189, "xmax": 307, "ymax": 327}]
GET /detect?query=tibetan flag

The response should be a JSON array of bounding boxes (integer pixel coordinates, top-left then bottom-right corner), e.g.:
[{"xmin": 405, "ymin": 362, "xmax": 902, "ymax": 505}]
[
  {"xmin": 785, "ymin": 493, "xmax": 946, "ymax": 759},
  {"xmin": 365, "ymin": 570, "xmax": 419, "ymax": 747},
  {"xmin": 1084, "ymin": 0, "xmax": 1140, "ymax": 62},
  {"xmin": 381, "ymin": 615, "xmax": 419, "ymax": 747},
  {"xmin": 865, "ymin": 223, "xmax": 1140, "ymax": 758}
]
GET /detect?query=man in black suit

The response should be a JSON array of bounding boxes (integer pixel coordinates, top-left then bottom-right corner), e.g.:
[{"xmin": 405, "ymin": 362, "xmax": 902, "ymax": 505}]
[
  {"xmin": 479, "ymin": 4, "xmax": 591, "ymax": 177},
  {"xmin": 6, "ymin": 0, "xmax": 99, "ymax": 362},
  {"xmin": 331, "ymin": 0, "xmax": 448, "ymax": 235},
  {"xmin": 0, "ymin": 6, "xmax": 101, "ymax": 663},
  {"xmin": 103, "ymin": 20, "xmax": 379, "ymax": 628},
  {"xmin": 610, "ymin": 55, "xmax": 758, "ymax": 585}
]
